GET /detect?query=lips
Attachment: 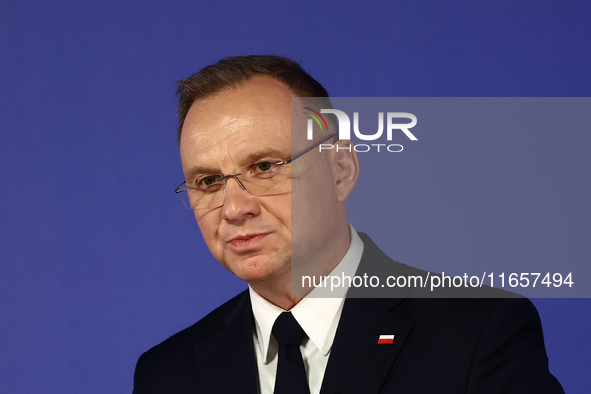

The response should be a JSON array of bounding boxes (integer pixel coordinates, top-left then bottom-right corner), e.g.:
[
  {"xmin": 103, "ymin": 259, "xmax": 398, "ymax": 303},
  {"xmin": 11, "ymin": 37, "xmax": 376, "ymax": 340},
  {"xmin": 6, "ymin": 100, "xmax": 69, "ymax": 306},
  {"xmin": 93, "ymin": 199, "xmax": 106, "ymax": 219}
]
[{"xmin": 227, "ymin": 233, "xmax": 269, "ymax": 252}]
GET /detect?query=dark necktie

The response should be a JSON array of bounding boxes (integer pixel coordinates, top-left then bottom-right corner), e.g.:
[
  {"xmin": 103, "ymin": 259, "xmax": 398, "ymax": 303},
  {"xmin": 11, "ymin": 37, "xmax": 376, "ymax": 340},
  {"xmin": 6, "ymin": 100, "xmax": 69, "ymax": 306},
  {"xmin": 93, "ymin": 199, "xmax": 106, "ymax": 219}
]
[{"xmin": 272, "ymin": 312, "xmax": 311, "ymax": 394}]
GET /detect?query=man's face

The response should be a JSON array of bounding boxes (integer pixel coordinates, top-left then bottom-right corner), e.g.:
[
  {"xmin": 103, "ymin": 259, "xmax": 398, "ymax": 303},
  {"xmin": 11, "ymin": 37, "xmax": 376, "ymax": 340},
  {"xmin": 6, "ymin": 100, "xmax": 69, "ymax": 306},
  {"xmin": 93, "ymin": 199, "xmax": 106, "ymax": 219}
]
[{"xmin": 179, "ymin": 76, "xmax": 299, "ymax": 286}]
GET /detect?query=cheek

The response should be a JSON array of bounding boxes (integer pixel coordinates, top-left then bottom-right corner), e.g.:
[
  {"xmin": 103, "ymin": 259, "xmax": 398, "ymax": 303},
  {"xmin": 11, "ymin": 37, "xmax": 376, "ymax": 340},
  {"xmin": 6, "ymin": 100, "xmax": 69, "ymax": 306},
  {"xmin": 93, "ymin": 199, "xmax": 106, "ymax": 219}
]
[
  {"xmin": 268, "ymin": 195, "xmax": 292, "ymax": 231},
  {"xmin": 195, "ymin": 213, "xmax": 221, "ymax": 248},
  {"xmin": 292, "ymin": 177, "xmax": 337, "ymax": 237},
  {"xmin": 280, "ymin": 196, "xmax": 292, "ymax": 230}
]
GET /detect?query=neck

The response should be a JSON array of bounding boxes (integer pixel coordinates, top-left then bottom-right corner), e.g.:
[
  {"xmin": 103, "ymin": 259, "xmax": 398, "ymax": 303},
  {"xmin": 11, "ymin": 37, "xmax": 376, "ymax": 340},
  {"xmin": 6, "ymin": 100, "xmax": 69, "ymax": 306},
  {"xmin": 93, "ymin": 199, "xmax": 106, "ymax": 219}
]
[{"xmin": 249, "ymin": 282, "xmax": 302, "ymax": 310}]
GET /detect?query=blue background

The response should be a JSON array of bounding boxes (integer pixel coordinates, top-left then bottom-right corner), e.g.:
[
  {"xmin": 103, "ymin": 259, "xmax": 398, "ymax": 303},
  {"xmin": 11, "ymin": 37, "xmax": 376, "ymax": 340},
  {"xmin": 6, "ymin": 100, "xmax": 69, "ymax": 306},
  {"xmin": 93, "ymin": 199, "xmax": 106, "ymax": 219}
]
[{"xmin": 1, "ymin": 1, "xmax": 589, "ymax": 393}]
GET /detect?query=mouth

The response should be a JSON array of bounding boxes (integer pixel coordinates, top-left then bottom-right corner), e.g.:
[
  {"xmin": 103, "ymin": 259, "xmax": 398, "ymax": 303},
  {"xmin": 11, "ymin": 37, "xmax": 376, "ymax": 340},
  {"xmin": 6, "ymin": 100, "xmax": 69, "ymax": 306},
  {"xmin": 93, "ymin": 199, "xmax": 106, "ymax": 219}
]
[{"xmin": 227, "ymin": 233, "xmax": 269, "ymax": 251}]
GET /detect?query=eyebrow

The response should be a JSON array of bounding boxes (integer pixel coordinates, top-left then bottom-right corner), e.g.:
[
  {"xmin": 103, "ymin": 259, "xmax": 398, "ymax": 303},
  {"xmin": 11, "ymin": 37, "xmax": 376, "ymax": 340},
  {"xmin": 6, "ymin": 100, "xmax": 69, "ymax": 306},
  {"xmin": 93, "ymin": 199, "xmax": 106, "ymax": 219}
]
[
  {"xmin": 239, "ymin": 148, "xmax": 289, "ymax": 165},
  {"xmin": 184, "ymin": 147, "xmax": 290, "ymax": 180}
]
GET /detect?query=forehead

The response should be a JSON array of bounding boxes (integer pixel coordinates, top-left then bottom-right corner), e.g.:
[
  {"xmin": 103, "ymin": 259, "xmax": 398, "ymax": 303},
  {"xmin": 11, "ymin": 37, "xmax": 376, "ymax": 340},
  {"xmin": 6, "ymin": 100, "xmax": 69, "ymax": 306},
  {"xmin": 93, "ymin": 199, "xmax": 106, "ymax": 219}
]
[{"xmin": 179, "ymin": 76, "xmax": 293, "ymax": 170}]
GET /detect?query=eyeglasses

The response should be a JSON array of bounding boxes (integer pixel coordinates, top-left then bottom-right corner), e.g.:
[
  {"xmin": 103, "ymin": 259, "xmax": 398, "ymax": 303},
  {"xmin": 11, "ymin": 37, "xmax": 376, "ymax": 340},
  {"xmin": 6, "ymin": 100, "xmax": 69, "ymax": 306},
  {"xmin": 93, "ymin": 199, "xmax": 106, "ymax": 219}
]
[{"xmin": 175, "ymin": 132, "xmax": 338, "ymax": 211}]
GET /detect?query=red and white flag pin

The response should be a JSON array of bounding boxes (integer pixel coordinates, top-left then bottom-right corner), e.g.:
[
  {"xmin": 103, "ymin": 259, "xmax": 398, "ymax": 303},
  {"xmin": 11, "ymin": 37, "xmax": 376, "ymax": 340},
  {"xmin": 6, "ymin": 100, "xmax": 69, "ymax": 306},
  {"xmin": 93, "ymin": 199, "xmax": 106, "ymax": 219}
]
[{"xmin": 378, "ymin": 335, "xmax": 395, "ymax": 344}]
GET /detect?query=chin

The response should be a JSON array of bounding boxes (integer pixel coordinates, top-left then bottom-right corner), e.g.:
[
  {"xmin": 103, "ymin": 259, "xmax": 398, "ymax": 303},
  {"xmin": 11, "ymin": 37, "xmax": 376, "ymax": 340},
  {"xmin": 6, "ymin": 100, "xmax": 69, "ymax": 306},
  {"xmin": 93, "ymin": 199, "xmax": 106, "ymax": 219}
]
[{"xmin": 227, "ymin": 253, "xmax": 290, "ymax": 283}]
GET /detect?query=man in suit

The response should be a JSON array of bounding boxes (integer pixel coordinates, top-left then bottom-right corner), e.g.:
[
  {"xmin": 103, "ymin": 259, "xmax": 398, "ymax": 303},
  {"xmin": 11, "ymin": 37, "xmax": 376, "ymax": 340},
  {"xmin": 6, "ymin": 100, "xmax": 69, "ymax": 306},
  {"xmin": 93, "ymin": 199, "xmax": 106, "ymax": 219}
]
[{"xmin": 133, "ymin": 55, "xmax": 563, "ymax": 393}]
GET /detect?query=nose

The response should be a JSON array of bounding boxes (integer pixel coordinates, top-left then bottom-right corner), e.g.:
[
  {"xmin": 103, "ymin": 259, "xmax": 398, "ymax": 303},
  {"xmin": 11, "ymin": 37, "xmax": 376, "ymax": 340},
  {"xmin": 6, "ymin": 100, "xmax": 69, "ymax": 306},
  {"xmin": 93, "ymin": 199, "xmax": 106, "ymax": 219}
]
[{"xmin": 221, "ymin": 176, "xmax": 261, "ymax": 222}]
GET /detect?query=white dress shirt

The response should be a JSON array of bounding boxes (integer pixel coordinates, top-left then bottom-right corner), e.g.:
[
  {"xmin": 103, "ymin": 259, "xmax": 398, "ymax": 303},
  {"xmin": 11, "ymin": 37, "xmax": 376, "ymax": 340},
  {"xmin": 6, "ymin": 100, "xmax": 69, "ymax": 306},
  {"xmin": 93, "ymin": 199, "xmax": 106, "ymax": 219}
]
[{"xmin": 249, "ymin": 226, "xmax": 364, "ymax": 394}]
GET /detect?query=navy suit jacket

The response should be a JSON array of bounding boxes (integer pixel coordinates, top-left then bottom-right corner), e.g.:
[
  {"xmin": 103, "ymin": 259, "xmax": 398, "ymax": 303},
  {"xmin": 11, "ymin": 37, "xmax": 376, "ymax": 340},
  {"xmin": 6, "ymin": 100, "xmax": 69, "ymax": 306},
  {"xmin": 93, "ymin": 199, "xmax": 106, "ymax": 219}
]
[{"xmin": 133, "ymin": 234, "xmax": 564, "ymax": 393}]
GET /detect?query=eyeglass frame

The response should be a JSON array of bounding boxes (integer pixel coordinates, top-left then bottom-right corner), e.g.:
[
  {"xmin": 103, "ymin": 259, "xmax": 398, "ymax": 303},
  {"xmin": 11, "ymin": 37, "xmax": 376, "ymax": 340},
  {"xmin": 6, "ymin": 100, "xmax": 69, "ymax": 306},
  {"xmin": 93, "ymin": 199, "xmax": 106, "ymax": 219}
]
[{"xmin": 175, "ymin": 132, "xmax": 339, "ymax": 205}]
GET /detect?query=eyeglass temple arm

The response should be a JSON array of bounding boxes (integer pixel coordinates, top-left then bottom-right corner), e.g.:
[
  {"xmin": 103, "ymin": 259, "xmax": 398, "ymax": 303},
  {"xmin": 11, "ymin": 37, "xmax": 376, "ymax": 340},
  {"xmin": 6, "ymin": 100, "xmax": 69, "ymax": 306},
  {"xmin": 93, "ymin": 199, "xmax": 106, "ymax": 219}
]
[
  {"xmin": 280, "ymin": 132, "xmax": 339, "ymax": 165},
  {"xmin": 175, "ymin": 181, "xmax": 187, "ymax": 193}
]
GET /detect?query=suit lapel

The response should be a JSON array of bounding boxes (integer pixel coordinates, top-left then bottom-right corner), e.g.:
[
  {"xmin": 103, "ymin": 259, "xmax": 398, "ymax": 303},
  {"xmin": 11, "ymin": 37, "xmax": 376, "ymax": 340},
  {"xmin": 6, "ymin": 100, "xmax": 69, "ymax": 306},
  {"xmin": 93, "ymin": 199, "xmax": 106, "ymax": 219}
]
[
  {"xmin": 320, "ymin": 233, "xmax": 415, "ymax": 394},
  {"xmin": 320, "ymin": 297, "xmax": 413, "ymax": 394},
  {"xmin": 194, "ymin": 293, "xmax": 258, "ymax": 394}
]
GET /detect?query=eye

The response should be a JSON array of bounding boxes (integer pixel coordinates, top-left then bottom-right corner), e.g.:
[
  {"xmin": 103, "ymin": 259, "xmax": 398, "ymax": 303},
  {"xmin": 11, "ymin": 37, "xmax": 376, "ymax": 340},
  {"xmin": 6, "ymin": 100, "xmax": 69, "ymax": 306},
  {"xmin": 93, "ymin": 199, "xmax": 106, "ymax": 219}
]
[
  {"xmin": 249, "ymin": 161, "xmax": 281, "ymax": 179},
  {"xmin": 203, "ymin": 176, "xmax": 218, "ymax": 185},
  {"xmin": 196, "ymin": 175, "xmax": 223, "ymax": 189},
  {"xmin": 256, "ymin": 161, "xmax": 274, "ymax": 172}
]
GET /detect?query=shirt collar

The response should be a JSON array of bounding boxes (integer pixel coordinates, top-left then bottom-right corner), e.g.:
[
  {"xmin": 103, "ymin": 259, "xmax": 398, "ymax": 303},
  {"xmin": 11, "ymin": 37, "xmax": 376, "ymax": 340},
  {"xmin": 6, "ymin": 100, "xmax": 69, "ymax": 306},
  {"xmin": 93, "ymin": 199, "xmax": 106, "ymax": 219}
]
[{"xmin": 249, "ymin": 226, "xmax": 364, "ymax": 363}]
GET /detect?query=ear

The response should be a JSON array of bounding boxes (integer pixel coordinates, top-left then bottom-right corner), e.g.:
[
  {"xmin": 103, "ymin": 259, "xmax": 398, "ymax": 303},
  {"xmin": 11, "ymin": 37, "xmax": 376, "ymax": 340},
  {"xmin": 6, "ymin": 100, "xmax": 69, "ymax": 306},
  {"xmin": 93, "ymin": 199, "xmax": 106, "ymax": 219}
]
[{"xmin": 331, "ymin": 140, "xmax": 359, "ymax": 203}]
